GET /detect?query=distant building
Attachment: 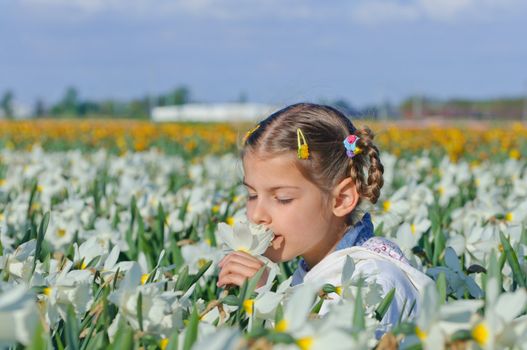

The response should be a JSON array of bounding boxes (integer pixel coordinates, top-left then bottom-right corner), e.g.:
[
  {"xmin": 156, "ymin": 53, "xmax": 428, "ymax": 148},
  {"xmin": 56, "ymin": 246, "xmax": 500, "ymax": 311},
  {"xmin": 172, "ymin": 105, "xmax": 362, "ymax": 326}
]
[{"xmin": 151, "ymin": 103, "xmax": 277, "ymax": 122}]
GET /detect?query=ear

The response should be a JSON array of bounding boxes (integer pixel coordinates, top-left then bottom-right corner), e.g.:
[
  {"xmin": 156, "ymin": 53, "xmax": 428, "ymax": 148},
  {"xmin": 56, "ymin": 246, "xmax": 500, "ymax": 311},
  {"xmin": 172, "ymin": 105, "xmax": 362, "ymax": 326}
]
[{"xmin": 331, "ymin": 177, "xmax": 359, "ymax": 217}]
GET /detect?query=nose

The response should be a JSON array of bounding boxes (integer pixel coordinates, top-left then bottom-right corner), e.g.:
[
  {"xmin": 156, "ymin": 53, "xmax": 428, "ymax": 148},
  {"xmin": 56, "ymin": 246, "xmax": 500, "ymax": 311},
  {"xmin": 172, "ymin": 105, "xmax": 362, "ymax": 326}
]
[{"xmin": 248, "ymin": 199, "xmax": 272, "ymax": 226}]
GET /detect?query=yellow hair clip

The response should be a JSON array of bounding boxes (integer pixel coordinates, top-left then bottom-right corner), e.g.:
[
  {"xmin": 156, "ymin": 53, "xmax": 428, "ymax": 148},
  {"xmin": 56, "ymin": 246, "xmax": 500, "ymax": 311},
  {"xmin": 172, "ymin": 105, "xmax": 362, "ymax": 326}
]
[
  {"xmin": 243, "ymin": 124, "xmax": 260, "ymax": 143},
  {"xmin": 297, "ymin": 128, "xmax": 309, "ymax": 159}
]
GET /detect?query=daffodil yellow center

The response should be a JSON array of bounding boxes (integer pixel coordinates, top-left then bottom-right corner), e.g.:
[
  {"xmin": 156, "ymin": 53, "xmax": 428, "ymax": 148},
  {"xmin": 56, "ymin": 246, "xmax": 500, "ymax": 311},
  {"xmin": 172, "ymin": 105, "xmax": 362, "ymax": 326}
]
[
  {"xmin": 275, "ymin": 319, "xmax": 288, "ymax": 332},
  {"xmin": 212, "ymin": 205, "xmax": 220, "ymax": 213},
  {"xmin": 141, "ymin": 273, "xmax": 150, "ymax": 285},
  {"xmin": 411, "ymin": 224, "xmax": 416, "ymax": 235},
  {"xmin": 43, "ymin": 287, "xmax": 52, "ymax": 297},
  {"xmin": 383, "ymin": 201, "xmax": 391, "ymax": 212},
  {"xmin": 57, "ymin": 229, "xmax": 66, "ymax": 238},
  {"xmin": 415, "ymin": 326, "xmax": 427, "ymax": 341},
  {"xmin": 236, "ymin": 247, "xmax": 250, "ymax": 253},
  {"xmin": 0, "ymin": 179, "xmax": 5, "ymax": 187},
  {"xmin": 37, "ymin": 185, "xmax": 43, "ymax": 193},
  {"xmin": 197, "ymin": 258, "xmax": 209, "ymax": 269},
  {"xmin": 159, "ymin": 338, "xmax": 169, "ymax": 350},
  {"xmin": 438, "ymin": 186, "xmax": 445, "ymax": 195},
  {"xmin": 226, "ymin": 217, "xmax": 235, "ymax": 226},
  {"xmin": 243, "ymin": 299, "xmax": 254, "ymax": 315},
  {"xmin": 81, "ymin": 261, "xmax": 87, "ymax": 269},
  {"xmin": 472, "ymin": 322, "xmax": 489, "ymax": 346},
  {"xmin": 505, "ymin": 212, "xmax": 513, "ymax": 222},
  {"xmin": 297, "ymin": 337, "xmax": 313, "ymax": 350},
  {"xmin": 335, "ymin": 286, "xmax": 343, "ymax": 296}
]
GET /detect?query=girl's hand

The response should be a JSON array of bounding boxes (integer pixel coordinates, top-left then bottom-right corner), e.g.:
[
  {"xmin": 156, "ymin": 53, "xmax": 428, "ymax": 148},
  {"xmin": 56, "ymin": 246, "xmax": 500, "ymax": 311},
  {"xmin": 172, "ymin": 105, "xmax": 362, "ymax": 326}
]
[{"xmin": 217, "ymin": 251, "xmax": 269, "ymax": 289}]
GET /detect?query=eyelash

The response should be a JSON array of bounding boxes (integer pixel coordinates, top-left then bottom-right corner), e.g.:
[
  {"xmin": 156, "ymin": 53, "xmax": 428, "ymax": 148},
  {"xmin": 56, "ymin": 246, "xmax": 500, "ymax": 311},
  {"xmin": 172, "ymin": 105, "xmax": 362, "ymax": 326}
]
[{"xmin": 247, "ymin": 195, "xmax": 292, "ymax": 205}]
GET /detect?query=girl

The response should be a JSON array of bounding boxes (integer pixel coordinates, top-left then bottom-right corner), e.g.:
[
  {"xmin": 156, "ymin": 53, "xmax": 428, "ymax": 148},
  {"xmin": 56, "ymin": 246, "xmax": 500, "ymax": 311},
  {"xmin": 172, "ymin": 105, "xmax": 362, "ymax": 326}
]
[{"xmin": 217, "ymin": 103, "xmax": 431, "ymax": 329}]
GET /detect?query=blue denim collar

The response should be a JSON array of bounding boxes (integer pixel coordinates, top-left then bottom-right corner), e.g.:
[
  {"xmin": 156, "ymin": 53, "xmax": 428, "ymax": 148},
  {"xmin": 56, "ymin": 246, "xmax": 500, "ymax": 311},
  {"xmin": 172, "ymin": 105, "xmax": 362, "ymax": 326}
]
[{"xmin": 297, "ymin": 212, "xmax": 374, "ymax": 273}]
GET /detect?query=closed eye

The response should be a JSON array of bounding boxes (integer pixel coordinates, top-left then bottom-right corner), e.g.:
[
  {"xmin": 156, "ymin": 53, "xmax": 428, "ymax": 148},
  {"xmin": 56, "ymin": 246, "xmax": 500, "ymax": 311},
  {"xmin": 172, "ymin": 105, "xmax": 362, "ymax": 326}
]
[{"xmin": 276, "ymin": 198, "xmax": 293, "ymax": 205}]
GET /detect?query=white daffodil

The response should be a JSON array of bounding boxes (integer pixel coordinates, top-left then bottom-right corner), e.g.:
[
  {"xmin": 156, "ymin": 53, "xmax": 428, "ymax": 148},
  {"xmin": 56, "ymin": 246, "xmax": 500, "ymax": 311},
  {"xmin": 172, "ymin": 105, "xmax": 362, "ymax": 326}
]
[
  {"xmin": 81, "ymin": 217, "xmax": 129, "ymax": 252},
  {"xmin": 0, "ymin": 284, "xmax": 39, "ymax": 347},
  {"xmin": 73, "ymin": 236, "xmax": 109, "ymax": 269},
  {"xmin": 273, "ymin": 283, "xmax": 318, "ymax": 338},
  {"xmin": 244, "ymin": 277, "xmax": 292, "ymax": 322},
  {"xmin": 108, "ymin": 263, "xmax": 184, "ymax": 337},
  {"xmin": 413, "ymin": 283, "xmax": 484, "ymax": 350},
  {"xmin": 394, "ymin": 219, "xmax": 431, "ymax": 256},
  {"xmin": 215, "ymin": 218, "xmax": 274, "ymax": 255},
  {"xmin": 0, "ymin": 239, "xmax": 37, "ymax": 283},
  {"xmin": 45, "ymin": 214, "xmax": 80, "ymax": 251},
  {"xmin": 181, "ymin": 241, "xmax": 222, "ymax": 275},
  {"xmin": 374, "ymin": 185, "xmax": 411, "ymax": 234},
  {"xmin": 469, "ymin": 277, "xmax": 527, "ymax": 350},
  {"xmin": 191, "ymin": 327, "xmax": 243, "ymax": 350},
  {"xmin": 43, "ymin": 267, "xmax": 94, "ymax": 327}
]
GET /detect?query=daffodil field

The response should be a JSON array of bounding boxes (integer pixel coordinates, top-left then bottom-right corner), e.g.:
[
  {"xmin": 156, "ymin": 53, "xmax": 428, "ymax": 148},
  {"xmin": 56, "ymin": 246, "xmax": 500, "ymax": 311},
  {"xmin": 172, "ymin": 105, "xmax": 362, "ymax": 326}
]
[{"xmin": 1, "ymin": 120, "xmax": 527, "ymax": 350}]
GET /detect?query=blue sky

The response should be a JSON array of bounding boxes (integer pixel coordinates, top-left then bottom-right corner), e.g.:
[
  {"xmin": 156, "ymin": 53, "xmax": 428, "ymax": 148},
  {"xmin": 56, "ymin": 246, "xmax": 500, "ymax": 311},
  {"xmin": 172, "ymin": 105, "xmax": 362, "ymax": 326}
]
[{"xmin": 1, "ymin": 0, "xmax": 526, "ymax": 107}]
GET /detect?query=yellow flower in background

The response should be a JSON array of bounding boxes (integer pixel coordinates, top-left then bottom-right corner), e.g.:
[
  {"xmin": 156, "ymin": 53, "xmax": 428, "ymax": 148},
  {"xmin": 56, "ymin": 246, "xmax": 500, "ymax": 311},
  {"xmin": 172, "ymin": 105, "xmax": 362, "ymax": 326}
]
[{"xmin": 509, "ymin": 148, "xmax": 521, "ymax": 160}]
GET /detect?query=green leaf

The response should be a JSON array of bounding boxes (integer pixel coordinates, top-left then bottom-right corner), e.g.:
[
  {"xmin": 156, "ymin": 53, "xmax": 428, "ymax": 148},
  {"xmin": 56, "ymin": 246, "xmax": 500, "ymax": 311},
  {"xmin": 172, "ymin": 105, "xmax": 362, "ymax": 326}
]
[
  {"xmin": 65, "ymin": 305, "xmax": 80, "ymax": 350},
  {"xmin": 174, "ymin": 265, "xmax": 190, "ymax": 291},
  {"xmin": 182, "ymin": 306, "xmax": 199, "ymax": 350},
  {"xmin": 26, "ymin": 179, "xmax": 38, "ymax": 219},
  {"xmin": 32, "ymin": 212, "xmax": 50, "ymax": 274},
  {"xmin": 310, "ymin": 297, "xmax": 324, "ymax": 315},
  {"xmin": 166, "ymin": 330, "xmax": 179, "ymax": 350},
  {"xmin": 375, "ymin": 288, "xmax": 396, "ymax": 321},
  {"xmin": 274, "ymin": 303, "xmax": 284, "ymax": 325},
  {"xmin": 27, "ymin": 319, "xmax": 48, "ymax": 350},
  {"xmin": 185, "ymin": 260, "xmax": 213, "ymax": 288},
  {"xmin": 267, "ymin": 332, "xmax": 296, "ymax": 344},
  {"xmin": 221, "ymin": 295, "xmax": 239, "ymax": 306},
  {"xmin": 80, "ymin": 315, "xmax": 99, "ymax": 350},
  {"xmin": 137, "ymin": 291, "xmax": 144, "ymax": 332},
  {"xmin": 450, "ymin": 330, "xmax": 472, "ymax": 341},
  {"xmin": 499, "ymin": 232, "xmax": 526, "ymax": 288},
  {"xmin": 352, "ymin": 283, "xmax": 365, "ymax": 331},
  {"xmin": 436, "ymin": 272, "xmax": 447, "ymax": 304},
  {"xmin": 432, "ymin": 228, "xmax": 446, "ymax": 266},
  {"xmin": 242, "ymin": 266, "xmax": 266, "ymax": 302},
  {"xmin": 108, "ymin": 322, "xmax": 134, "ymax": 350}
]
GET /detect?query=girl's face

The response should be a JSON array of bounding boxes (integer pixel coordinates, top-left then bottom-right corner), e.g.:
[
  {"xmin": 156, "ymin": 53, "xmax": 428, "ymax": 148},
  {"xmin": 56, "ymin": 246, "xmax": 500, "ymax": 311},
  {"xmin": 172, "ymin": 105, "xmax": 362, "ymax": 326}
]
[{"xmin": 243, "ymin": 151, "xmax": 346, "ymax": 268}]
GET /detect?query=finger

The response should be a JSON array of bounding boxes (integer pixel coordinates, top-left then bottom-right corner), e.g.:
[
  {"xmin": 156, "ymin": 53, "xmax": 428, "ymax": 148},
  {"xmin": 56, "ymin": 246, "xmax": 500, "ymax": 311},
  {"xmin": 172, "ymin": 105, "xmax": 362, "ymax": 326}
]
[
  {"xmin": 218, "ymin": 252, "xmax": 240, "ymax": 267},
  {"xmin": 217, "ymin": 273, "xmax": 248, "ymax": 288},
  {"xmin": 218, "ymin": 253, "xmax": 233, "ymax": 268},
  {"xmin": 218, "ymin": 261, "xmax": 258, "ymax": 281},
  {"xmin": 225, "ymin": 253, "xmax": 263, "ymax": 270}
]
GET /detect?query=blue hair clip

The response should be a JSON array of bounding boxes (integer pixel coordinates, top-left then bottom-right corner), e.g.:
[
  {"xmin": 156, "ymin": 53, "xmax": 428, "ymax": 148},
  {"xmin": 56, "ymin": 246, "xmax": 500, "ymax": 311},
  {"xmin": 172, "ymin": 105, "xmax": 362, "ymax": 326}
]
[{"xmin": 343, "ymin": 135, "xmax": 361, "ymax": 158}]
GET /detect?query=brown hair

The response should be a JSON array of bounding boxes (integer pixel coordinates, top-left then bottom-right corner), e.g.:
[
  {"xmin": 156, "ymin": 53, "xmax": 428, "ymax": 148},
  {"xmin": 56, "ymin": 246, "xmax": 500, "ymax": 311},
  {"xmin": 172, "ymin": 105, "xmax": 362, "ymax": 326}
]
[{"xmin": 242, "ymin": 103, "xmax": 384, "ymax": 213}]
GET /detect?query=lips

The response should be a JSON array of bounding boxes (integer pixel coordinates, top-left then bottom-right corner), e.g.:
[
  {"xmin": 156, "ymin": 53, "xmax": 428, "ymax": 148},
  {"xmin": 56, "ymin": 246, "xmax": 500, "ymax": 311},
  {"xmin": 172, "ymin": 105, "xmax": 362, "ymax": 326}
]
[{"xmin": 271, "ymin": 235, "xmax": 284, "ymax": 249}]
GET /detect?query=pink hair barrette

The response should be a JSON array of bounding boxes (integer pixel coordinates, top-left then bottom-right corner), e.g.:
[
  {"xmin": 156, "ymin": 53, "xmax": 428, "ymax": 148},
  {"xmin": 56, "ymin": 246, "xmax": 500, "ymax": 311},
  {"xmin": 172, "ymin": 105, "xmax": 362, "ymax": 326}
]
[{"xmin": 343, "ymin": 135, "xmax": 361, "ymax": 158}]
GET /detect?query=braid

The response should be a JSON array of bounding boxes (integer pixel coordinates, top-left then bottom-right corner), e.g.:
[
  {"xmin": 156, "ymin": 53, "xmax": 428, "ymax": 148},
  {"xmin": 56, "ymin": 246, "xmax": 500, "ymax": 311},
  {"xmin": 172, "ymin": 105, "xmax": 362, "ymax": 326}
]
[{"xmin": 349, "ymin": 127, "xmax": 384, "ymax": 204}]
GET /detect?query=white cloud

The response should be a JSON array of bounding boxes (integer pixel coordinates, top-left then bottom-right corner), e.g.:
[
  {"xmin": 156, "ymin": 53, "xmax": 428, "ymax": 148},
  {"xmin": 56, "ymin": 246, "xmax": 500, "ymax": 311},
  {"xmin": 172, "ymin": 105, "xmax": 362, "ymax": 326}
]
[
  {"xmin": 15, "ymin": 0, "xmax": 527, "ymax": 24},
  {"xmin": 18, "ymin": 0, "xmax": 328, "ymax": 21},
  {"xmin": 351, "ymin": 0, "xmax": 525, "ymax": 24}
]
